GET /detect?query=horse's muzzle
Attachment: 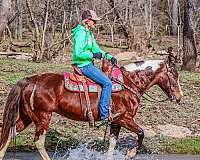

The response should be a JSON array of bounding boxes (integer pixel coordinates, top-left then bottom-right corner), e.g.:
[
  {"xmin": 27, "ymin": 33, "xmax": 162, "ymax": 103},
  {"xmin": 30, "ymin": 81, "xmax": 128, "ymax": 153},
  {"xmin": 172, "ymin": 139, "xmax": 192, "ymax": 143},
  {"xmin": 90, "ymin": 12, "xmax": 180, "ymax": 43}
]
[{"xmin": 169, "ymin": 95, "xmax": 181, "ymax": 104}]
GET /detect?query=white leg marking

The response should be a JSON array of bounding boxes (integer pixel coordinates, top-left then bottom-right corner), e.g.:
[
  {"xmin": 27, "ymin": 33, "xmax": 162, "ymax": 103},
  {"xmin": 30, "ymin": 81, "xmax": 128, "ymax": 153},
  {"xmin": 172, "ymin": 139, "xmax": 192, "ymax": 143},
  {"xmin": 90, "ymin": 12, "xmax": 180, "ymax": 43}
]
[
  {"xmin": 0, "ymin": 132, "xmax": 11, "ymax": 160},
  {"xmin": 30, "ymin": 84, "xmax": 36, "ymax": 110},
  {"xmin": 178, "ymin": 77, "xmax": 183, "ymax": 96},
  {"xmin": 107, "ymin": 136, "xmax": 117, "ymax": 160},
  {"xmin": 35, "ymin": 130, "xmax": 51, "ymax": 160},
  {"xmin": 125, "ymin": 147, "xmax": 137, "ymax": 159}
]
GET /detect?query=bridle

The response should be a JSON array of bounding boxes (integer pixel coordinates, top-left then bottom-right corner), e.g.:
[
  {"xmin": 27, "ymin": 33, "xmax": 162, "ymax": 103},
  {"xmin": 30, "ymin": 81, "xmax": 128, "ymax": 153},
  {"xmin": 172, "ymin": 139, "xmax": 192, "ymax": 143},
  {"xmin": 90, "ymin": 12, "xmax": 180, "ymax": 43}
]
[
  {"xmin": 110, "ymin": 62, "xmax": 176, "ymax": 103},
  {"xmin": 164, "ymin": 62, "xmax": 176, "ymax": 101}
]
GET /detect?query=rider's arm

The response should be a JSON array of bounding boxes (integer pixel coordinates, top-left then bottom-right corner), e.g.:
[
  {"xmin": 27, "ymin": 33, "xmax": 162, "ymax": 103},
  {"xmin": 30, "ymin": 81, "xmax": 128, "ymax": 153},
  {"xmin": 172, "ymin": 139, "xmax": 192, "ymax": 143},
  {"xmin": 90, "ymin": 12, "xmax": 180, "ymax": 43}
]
[
  {"xmin": 91, "ymin": 34, "xmax": 113, "ymax": 60},
  {"xmin": 73, "ymin": 30, "xmax": 93, "ymax": 60}
]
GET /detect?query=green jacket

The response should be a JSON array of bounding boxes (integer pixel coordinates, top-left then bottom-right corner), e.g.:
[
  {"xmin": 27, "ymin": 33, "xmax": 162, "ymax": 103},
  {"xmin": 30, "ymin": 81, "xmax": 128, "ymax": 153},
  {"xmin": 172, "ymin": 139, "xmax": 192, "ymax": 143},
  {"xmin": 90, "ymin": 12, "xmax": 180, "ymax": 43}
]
[{"xmin": 72, "ymin": 24, "xmax": 113, "ymax": 67}]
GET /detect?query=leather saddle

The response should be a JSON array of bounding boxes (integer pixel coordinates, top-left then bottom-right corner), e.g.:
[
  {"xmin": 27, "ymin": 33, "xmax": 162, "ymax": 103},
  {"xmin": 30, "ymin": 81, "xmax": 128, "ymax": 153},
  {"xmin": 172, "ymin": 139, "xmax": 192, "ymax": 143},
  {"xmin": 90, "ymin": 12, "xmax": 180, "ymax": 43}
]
[
  {"xmin": 64, "ymin": 56, "xmax": 123, "ymax": 127},
  {"xmin": 64, "ymin": 64, "xmax": 123, "ymax": 93}
]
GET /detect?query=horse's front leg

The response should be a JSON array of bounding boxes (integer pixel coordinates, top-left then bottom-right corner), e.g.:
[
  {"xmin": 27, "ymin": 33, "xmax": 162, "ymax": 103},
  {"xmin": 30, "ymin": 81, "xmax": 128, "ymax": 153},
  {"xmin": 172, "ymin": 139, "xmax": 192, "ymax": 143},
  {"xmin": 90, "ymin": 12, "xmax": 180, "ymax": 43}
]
[
  {"xmin": 107, "ymin": 123, "xmax": 121, "ymax": 160},
  {"xmin": 123, "ymin": 118, "xmax": 144, "ymax": 159}
]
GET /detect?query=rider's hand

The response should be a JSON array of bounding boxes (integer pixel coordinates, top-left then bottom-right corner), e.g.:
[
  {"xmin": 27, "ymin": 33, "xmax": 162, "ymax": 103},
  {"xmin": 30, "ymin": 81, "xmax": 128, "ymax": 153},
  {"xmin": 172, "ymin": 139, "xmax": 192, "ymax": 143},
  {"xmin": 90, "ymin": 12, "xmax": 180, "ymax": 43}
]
[
  {"xmin": 111, "ymin": 57, "xmax": 117, "ymax": 65},
  {"xmin": 93, "ymin": 52, "xmax": 102, "ymax": 59}
]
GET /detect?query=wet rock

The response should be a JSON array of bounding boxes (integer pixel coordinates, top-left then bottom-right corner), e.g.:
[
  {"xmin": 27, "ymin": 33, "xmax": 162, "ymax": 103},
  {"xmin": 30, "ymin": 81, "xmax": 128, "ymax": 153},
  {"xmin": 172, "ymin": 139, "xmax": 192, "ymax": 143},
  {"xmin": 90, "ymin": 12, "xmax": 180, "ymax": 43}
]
[
  {"xmin": 142, "ymin": 126, "xmax": 157, "ymax": 137},
  {"xmin": 157, "ymin": 124, "xmax": 192, "ymax": 138}
]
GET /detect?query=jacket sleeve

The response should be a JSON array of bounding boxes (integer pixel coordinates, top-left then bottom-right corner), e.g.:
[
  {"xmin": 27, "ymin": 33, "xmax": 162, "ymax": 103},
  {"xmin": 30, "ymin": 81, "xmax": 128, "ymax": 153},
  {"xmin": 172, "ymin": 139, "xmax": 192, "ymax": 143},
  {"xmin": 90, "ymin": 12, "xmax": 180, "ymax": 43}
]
[
  {"xmin": 73, "ymin": 30, "xmax": 93, "ymax": 60},
  {"xmin": 91, "ymin": 34, "xmax": 113, "ymax": 60}
]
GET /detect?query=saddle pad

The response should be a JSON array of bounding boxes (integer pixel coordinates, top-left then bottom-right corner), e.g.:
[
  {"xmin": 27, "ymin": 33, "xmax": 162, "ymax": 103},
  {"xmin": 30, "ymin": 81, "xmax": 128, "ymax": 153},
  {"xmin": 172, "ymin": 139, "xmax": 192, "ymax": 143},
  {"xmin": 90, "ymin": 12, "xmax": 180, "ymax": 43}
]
[{"xmin": 64, "ymin": 68, "xmax": 123, "ymax": 93}]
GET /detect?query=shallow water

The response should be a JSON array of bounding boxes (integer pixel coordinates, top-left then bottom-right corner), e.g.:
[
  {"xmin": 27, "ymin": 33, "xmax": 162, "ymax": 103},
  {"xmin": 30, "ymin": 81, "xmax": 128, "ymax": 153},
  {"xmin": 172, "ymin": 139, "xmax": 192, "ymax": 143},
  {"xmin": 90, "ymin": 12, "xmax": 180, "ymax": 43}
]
[
  {"xmin": 4, "ymin": 148, "xmax": 200, "ymax": 160},
  {"xmin": 4, "ymin": 143, "xmax": 200, "ymax": 160}
]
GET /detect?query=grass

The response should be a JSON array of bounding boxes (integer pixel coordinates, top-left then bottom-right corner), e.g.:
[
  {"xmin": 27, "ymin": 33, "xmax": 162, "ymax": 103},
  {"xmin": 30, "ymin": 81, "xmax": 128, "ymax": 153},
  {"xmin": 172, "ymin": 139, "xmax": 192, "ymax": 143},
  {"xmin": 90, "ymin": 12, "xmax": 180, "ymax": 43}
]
[
  {"xmin": 164, "ymin": 137, "xmax": 200, "ymax": 154},
  {"xmin": 0, "ymin": 59, "xmax": 70, "ymax": 85}
]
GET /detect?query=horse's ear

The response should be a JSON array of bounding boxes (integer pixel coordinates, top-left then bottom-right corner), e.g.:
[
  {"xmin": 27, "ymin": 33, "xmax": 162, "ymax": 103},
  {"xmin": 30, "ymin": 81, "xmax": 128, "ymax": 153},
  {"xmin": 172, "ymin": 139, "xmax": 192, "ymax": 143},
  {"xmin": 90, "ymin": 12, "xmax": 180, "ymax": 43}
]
[
  {"xmin": 166, "ymin": 47, "xmax": 177, "ymax": 67},
  {"xmin": 102, "ymin": 53, "xmax": 111, "ymax": 72}
]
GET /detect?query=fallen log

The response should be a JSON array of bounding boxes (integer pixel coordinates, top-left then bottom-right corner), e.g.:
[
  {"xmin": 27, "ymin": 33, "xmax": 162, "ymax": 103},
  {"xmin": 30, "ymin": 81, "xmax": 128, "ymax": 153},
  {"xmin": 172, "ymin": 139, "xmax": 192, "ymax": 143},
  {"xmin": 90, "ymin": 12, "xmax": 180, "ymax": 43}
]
[{"xmin": 0, "ymin": 52, "xmax": 33, "ymax": 60}]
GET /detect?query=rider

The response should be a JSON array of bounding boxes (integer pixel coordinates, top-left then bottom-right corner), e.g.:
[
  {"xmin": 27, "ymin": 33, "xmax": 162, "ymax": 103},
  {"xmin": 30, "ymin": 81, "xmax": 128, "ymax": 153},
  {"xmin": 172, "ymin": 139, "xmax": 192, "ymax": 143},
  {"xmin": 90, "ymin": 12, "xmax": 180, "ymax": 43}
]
[{"xmin": 72, "ymin": 10, "xmax": 120, "ymax": 121}]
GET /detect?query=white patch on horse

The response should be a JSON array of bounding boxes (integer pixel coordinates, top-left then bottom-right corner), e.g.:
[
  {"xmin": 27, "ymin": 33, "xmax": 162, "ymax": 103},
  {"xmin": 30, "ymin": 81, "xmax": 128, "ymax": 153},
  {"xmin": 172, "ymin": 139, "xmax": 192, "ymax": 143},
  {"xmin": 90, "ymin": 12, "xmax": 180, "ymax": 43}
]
[
  {"xmin": 124, "ymin": 60, "xmax": 163, "ymax": 72},
  {"xmin": 11, "ymin": 126, "xmax": 17, "ymax": 138},
  {"xmin": 35, "ymin": 130, "xmax": 51, "ymax": 160},
  {"xmin": 30, "ymin": 84, "xmax": 36, "ymax": 110},
  {"xmin": 178, "ymin": 77, "xmax": 183, "ymax": 96},
  {"xmin": 107, "ymin": 136, "xmax": 117, "ymax": 160},
  {"xmin": 0, "ymin": 131, "xmax": 12, "ymax": 159}
]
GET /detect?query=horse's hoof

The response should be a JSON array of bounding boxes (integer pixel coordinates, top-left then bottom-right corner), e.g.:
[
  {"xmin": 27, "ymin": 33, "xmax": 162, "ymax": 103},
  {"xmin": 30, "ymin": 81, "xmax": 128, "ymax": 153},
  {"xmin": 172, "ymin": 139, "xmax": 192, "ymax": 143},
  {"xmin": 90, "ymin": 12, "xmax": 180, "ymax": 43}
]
[
  {"xmin": 125, "ymin": 147, "xmax": 137, "ymax": 159},
  {"xmin": 89, "ymin": 122, "xmax": 95, "ymax": 128}
]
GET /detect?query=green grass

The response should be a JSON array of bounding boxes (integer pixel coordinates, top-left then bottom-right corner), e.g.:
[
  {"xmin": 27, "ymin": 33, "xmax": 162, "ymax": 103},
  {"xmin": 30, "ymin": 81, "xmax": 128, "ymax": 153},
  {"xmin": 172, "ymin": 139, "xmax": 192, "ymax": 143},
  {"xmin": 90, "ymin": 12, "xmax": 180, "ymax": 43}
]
[
  {"xmin": 165, "ymin": 138, "xmax": 200, "ymax": 154},
  {"xmin": 181, "ymin": 71, "xmax": 200, "ymax": 83},
  {"xmin": 0, "ymin": 59, "xmax": 70, "ymax": 85}
]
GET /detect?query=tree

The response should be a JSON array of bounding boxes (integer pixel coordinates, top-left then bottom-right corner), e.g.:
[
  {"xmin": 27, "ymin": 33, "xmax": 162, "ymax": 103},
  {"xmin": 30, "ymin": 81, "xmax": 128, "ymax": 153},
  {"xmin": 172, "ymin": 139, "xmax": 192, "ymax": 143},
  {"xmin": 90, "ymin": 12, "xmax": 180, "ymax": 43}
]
[
  {"xmin": 171, "ymin": 0, "xmax": 179, "ymax": 35},
  {"xmin": 0, "ymin": 0, "xmax": 12, "ymax": 41},
  {"xmin": 182, "ymin": 0, "xmax": 197, "ymax": 71}
]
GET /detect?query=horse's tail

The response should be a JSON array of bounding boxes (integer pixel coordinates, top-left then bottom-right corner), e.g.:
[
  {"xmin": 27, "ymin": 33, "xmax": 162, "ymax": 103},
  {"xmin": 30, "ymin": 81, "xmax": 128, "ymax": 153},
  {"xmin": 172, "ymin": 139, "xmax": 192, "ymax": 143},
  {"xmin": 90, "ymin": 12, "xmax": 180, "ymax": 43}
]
[{"xmin": 0, "ymin": 79, "xmax": 27, "ymax": 150}]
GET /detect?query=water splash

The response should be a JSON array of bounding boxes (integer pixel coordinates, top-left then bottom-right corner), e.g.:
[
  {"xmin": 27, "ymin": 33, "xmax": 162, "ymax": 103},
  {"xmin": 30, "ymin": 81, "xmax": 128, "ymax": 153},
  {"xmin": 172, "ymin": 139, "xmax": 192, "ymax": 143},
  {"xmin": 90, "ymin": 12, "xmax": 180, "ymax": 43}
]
[
  {"xmin": 67, "ymin": 145, "xmax": 125, "ymax": 160},
  {"xmin": 51, "ymin": 142, "xmax": 159, "ymax": 160},
  {"xmin": 52, "ymin": 142, "xmax": 125, "ymax": 160}
]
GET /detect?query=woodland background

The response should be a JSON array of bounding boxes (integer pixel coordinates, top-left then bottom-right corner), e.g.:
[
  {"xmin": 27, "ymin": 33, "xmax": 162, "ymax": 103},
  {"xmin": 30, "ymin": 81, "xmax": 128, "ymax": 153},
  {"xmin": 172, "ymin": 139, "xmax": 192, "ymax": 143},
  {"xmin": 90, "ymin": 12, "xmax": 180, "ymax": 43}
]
[{"xmin": 0, "ymin": 0, "xmax": 200, "ymax": 71}]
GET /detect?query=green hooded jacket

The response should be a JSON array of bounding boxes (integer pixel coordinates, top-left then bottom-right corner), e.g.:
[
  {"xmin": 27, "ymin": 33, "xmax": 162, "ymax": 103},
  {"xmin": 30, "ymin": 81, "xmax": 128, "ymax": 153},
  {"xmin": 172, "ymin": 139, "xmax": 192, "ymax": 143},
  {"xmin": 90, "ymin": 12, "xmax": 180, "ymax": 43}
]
[{"xmin": 72, "ymin": 24, "xmax": 113, "ymax": 67}]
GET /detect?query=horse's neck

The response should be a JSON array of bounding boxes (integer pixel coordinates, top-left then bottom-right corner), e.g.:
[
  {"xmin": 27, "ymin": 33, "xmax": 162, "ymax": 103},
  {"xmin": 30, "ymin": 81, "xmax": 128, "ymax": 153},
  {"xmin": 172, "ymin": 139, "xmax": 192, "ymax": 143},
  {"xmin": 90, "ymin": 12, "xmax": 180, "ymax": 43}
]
[{"xmin": 124, "ymin": 69, "xmax": 157, "ymax": 95}]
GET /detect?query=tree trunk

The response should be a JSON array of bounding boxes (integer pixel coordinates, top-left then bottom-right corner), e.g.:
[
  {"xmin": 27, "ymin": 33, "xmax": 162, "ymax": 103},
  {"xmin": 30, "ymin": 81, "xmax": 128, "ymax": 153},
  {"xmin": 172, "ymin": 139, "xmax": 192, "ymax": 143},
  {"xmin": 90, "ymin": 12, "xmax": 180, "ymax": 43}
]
[
  {"xmin": 39, "ymin": 0, "xmax": 50, "ymax": 61},
  {"xmin": 106, "ymin": 0, "xmax": 131, "ymax": 49},
  {"xmin": 87, "ymin": 0, "xmax": 94, "ymax": 10},
  {"xmin": 26, "ymin": 0, "xmax": 40, "ymax": 61},
  {"xmin": 182, "ymin": 0, "xmax": 197, "ymax": 71},
  {"xmin": 171, "ymin": 0, "xmax": 178, "ymax": 35},
  {"xmin": 0, "ymin": 0, "xmax": 12, "ymax": 42},
  {"xmin": 15, "ymin": 0, "xmax": 23, "ymax": 39}
]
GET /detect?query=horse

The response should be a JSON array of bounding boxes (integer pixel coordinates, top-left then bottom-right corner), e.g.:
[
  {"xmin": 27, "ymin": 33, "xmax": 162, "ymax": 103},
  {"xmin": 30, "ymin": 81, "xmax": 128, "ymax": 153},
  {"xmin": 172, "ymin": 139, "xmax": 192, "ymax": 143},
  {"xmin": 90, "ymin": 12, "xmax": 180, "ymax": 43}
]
[{"xmin": 0, "ymin": 55, "xmax": 182, "ymax": 160}]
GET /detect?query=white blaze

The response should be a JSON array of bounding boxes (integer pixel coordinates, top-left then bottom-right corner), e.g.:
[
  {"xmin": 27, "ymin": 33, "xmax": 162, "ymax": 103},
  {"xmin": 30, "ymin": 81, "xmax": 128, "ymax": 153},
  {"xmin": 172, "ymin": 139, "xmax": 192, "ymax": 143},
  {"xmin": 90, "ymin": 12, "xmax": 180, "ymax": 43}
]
[
  {"xmin": 178, "ymin": 77, "xmax": 183, "ymax": 96},
  {"xmin": 124, "ymin": 60, "xmax": 163, "ymax": 72}
]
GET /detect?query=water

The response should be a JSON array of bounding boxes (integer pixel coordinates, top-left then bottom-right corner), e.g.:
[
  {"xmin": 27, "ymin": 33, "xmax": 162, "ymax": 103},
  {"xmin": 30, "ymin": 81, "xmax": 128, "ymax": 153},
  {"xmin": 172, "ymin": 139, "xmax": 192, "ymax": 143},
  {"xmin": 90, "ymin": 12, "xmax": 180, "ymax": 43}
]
[
  {"xmin": 67, "ymin": 147, "xmax": 125, "ymax": 160},
  {"xmin": 4, "ymin": 151, "xmax": 200, "ymax": 160},
  {"xmin": 4, "ymin": 143, "xmax": 200, "ymax": 160}
]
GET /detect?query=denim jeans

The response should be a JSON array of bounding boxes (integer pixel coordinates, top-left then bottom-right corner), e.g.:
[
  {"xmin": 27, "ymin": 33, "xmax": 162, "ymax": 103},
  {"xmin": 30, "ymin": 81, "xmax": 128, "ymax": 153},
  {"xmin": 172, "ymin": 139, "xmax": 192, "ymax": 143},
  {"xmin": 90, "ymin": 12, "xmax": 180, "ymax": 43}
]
[{"xmin": 79, "ymin": 63, "xmax": 112, "ymax": 119}]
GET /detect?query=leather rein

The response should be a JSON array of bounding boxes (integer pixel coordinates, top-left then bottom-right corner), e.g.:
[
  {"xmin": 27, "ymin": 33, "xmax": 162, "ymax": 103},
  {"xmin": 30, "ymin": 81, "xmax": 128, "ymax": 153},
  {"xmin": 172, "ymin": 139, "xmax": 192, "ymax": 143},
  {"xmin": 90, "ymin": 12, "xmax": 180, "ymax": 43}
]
[{"xmin": 110, "ymin": 63, "xmax": 174, "ymax": 103}]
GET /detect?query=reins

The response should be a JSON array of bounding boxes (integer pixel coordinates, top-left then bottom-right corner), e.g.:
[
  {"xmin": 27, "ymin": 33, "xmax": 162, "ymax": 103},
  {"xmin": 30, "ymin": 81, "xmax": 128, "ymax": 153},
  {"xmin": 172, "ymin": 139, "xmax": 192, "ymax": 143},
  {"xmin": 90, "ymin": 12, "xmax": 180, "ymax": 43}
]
[{"xmin": 110, "ymin": 64, "xmax": 171, "ymax": 103}]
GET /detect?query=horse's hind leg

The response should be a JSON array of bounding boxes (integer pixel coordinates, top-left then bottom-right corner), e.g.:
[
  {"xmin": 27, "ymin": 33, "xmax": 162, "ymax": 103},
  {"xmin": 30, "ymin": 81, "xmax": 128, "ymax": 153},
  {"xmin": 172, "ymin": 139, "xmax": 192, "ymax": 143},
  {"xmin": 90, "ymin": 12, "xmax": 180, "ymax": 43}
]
[
  {"xmin": 34, "ymin": 112, "xmax": 52, "ymax": 160},
  {"xmin": 0, "ymin": 113, "xmax": 31, "ymax": 160},
  {"xmin": 107, "ymin": 123, "xmax": 121, "ymax": 160},
  {"xmin": 0, "ymin": 134, "xmax": 11, "ymax": 160}
]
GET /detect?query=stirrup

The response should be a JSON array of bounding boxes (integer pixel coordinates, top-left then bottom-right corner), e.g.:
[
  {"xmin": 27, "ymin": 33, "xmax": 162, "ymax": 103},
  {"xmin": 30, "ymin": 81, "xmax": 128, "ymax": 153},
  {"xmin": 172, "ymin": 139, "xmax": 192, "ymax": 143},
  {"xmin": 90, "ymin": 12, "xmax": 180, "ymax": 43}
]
[
  {"xmin": 88, "ymin": 112, "xmax": 95, "ymax": 127},
  {"xmin": 108, "ymin": 112, "xmax": 121, "ymax": 121}
]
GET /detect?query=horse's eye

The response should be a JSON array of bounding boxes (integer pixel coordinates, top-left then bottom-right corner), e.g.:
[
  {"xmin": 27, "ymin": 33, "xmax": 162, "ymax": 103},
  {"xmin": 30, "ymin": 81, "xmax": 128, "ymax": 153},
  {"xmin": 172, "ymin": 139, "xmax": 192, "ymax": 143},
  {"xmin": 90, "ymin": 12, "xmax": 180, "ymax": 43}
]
[{"xmin": 179, "ymin": 83, "xmax": 184, "ymax": 87}]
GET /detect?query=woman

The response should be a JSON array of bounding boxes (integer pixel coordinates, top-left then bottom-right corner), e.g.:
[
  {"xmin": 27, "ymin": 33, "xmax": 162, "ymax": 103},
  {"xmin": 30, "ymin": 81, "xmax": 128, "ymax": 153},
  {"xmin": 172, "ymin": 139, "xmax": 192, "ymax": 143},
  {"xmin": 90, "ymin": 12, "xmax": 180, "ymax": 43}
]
[{"xmin": 72, "ymin": 10, "xmax": 119, "ymax": 121}]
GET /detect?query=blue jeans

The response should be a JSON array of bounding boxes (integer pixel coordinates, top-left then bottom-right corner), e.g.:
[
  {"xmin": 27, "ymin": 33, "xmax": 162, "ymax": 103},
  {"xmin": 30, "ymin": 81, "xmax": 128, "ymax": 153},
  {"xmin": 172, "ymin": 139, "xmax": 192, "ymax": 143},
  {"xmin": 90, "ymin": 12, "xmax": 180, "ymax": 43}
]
[{"xmin": 79, "ymin": 63, "xmax": 112, "ymax": 119}]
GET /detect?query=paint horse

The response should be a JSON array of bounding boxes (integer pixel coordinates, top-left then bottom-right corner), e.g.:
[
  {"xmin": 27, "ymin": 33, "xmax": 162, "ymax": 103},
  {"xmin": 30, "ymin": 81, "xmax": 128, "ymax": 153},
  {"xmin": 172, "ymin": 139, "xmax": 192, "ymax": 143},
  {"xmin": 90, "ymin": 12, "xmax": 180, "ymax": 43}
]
[{"xmin": 0, "ymin": 55, "xmax": 182, "ymax": 160}]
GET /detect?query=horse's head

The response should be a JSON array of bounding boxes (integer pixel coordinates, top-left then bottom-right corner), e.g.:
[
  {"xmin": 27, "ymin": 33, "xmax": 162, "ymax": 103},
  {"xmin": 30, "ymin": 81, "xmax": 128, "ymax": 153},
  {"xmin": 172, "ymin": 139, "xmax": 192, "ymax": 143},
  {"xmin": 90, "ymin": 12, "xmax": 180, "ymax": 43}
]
[{"xmin": 156, "ymin": 55, "xmax": 183, "ymax": 103}]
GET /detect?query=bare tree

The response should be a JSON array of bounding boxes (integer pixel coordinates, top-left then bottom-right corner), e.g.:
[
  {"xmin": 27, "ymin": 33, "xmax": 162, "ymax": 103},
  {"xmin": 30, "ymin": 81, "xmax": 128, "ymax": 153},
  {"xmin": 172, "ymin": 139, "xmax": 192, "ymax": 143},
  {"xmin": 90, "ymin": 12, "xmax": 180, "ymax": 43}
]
[
  {"xmin": 182, "ymin": 0, "xmax": 197, "ymax": 71},
  {"xmin": 172, "ymin": 0, "xmax": 179, "ymax": 35},
  {"xmin": 15, "ymin": 0, "xmax": 23, "ymax": 39},
  {"xmin": 0, "ymin": 0, "xmax": 12, "ymax": 41}
]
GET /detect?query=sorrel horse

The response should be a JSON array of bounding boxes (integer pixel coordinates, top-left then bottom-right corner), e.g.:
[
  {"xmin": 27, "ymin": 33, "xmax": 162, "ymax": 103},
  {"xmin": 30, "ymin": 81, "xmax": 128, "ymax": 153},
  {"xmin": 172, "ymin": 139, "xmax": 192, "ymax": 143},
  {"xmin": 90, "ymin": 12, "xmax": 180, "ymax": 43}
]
[{"xmin": 0, "ymin": 55, "xmax": 182, "ymax": 160}]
